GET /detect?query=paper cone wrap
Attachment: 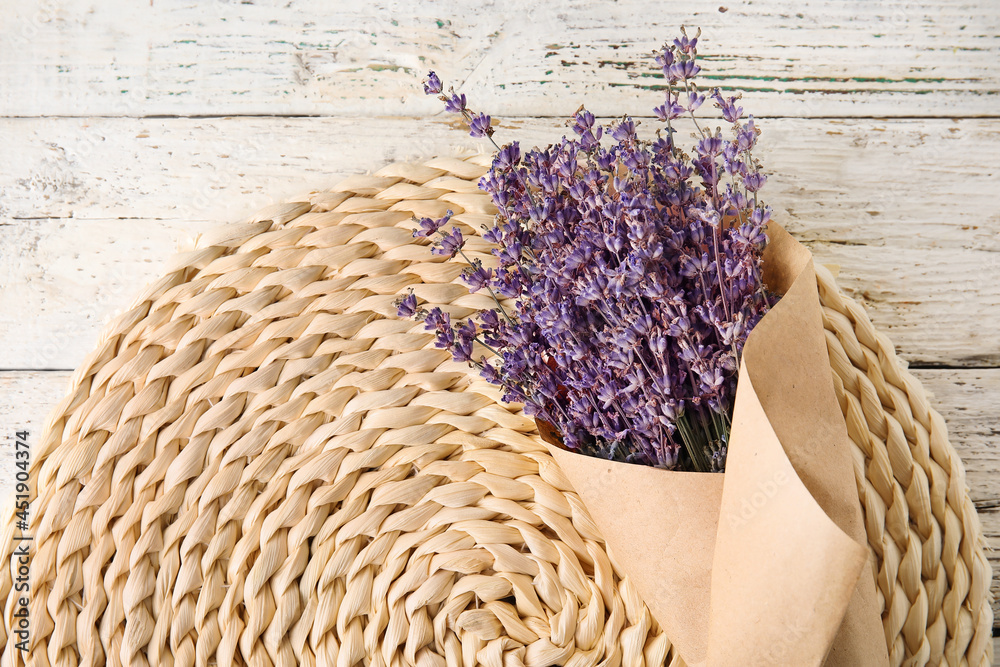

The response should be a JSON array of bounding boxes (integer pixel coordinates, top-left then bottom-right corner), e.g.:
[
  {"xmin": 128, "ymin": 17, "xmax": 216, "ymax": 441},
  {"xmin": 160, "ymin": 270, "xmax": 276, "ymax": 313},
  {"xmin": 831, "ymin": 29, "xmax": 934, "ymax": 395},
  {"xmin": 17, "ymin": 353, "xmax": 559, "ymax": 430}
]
[{"xmin": 544, "ymin": 224, "xmax": 889, "ymax": 666}]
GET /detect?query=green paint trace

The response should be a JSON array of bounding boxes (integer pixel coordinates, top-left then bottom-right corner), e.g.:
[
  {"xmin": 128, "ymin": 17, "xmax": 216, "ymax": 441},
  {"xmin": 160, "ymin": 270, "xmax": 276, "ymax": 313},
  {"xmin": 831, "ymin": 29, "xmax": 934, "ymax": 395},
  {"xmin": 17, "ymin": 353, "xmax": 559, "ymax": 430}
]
[{"xmin": 367, "ymin": 64, "xmax": 412, "ymax": 73}]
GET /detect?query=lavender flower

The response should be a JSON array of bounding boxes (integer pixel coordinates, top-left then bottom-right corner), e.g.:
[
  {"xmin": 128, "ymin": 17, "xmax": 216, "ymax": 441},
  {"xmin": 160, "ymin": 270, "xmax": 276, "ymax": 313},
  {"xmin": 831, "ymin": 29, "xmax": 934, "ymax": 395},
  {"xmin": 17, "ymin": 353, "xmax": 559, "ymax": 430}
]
[
  {"xmin": 432, "ymin": 227, "xmax": 465, "ymax": 258},
  {"xmin": 412, "ymin": 29, "xmax": 773, "ymax": 472},
  {"xmin": 743, "ymin": 172, "xmax": 767, "ymax": 192},
  {"xmin": 396, "ymin": 291, "xmax": 418, "ymax": 318},
  {"xmin": 469, "ymin": 113, "xmax": 493, "ymax": 138},
  {"xmin": 424, "ymin": 307, "xmax": 455, "ymax": 349},
  {"xmin": 667, "ymin": 60, "xmax": 700, "ymax": 83},
  {"xmin": 495, "ymin": 142, "xmax": 520, "ymax": 169},
  {"xmin": 674, "ymin": 29, "xmax": 699, "ymax": 54},
  {"xmin": 712, "ymin": 89, "xmax": 744, "ymax": 123},
  {"xmin": 453, "ymin": 320, "xmax": 478, "ymax": 362},
  {"xmin": 463, "ymin": 261, "xmax": 494, "ymax": 291},
  {"xmin": 444, "ymin": 93, "xmax": 467, "ymax": 114},
  {"xmin": 413, "ymin": 212, "xmax": 452, "ymax": 238},
  {"xmin": 423, "ymin": 71, "xmax": 443, "ymax": 95}
]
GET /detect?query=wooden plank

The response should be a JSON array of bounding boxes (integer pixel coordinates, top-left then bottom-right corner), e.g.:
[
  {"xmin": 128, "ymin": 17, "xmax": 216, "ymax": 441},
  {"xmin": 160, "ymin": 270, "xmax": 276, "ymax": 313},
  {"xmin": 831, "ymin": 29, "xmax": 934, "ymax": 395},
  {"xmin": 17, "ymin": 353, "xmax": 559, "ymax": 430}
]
[
  {"xmin": 0, "ymin": 371, "xmax": 71, "ymax": 519},
  {"xmin": 928, "ymin": 367, "xmax": 1000, "ymax": 640},
  {"xmin": 980, "ymin": 503, "xmax": 1000, "ymax": 641},
  {"xmin": 809, "ymin": 242, "xmax": 1000, "ymax": 368},
  {"xmin": 1, "ymin": 368, "xmax": 998, "ymax": 625},
  {"xmin": 3, "ymin": 116, "xmax": 997, "ymax": 240},
  {"xmin": 915, "ymin": 370, "xmax": 1000, "ymax": 505},
  {"xmin": 1, "ymin": 0, "xmax": 998, "ymax": 118},
  {"xmin": 0, "ymin": 218, "xmax": 216, "ymax": 369},
  {"xmin": 1, "ymin": 116, "xmax": 997, "ymax": 368}
]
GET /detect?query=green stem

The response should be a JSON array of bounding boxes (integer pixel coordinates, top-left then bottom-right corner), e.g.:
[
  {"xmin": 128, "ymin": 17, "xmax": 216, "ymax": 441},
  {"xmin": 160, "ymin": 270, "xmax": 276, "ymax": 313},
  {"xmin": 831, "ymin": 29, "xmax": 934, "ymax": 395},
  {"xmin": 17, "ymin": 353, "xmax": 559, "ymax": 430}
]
[{"xmin": 676, "ymin": 412, "xmax": 713, "ymax": 473}]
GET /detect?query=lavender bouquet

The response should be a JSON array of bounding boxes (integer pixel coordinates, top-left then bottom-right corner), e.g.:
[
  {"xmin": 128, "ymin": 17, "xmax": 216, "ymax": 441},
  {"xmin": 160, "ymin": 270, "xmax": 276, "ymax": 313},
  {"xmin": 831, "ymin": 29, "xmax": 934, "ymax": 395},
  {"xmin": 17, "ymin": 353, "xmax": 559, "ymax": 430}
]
[
  {"xmin": 401, "ymin": 29, "xmax": 889, "ymax": 667},
  {"xmin": 399, "ymin": 29, "xmax": 771, "ymax": 473}
]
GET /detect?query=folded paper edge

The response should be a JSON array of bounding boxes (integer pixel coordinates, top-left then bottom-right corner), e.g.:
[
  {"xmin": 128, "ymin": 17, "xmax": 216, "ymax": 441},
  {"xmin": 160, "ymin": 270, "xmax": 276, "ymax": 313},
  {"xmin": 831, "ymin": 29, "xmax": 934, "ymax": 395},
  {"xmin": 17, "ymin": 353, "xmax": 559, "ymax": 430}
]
[
  {"xmin": 706, "ymin": 358, "xmax": 869, "ymax": 666},
  {"xmin": 747, "ymin": 225, "xmax": 889, "ymax": 666}
]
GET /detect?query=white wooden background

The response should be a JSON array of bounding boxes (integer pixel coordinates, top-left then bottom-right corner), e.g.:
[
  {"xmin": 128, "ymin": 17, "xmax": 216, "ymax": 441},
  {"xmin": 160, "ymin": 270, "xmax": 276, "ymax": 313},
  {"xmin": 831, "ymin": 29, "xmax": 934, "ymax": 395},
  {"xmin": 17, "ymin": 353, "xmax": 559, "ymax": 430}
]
[{"xmin": 1, "ymin": 0, "xmax": 998, "ymax": 653}]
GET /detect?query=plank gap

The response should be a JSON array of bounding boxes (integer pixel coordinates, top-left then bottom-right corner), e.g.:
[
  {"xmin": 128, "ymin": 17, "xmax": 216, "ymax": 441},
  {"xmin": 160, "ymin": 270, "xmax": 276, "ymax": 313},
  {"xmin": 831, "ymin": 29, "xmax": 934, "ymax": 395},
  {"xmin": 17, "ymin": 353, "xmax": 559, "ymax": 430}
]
[{"xmin": 2, "ymin": 113, "xmax": 1000, "ymax": 121}]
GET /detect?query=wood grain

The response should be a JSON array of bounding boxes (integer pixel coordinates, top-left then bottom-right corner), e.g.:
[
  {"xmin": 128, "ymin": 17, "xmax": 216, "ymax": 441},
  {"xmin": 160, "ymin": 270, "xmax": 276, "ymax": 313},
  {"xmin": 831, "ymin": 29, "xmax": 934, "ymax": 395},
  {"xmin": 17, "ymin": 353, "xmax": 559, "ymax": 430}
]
[
  {"xmin": 1, "ymin": 0, "xmax": 997, "ymax": 645},
  {"xmin": 0, "ymin": 217, "xmax": 217, "ymax": 369},
  {"xmin": 2, "ymin": 116, "xmax": 998, "ymax": 368},
  {"xmin": 1, "ymin": 0, "xmax": 997, "ymax": 118},
  {"xmin": 4, "ymin": 116, "xmax": 999, "ymax": 241}
]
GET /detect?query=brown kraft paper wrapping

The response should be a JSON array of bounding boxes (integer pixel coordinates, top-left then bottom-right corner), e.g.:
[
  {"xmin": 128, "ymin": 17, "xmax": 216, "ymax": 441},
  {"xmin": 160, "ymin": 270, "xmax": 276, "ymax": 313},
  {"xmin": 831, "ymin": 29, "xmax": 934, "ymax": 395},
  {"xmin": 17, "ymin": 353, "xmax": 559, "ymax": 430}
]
[{"xmin": 544, "ymin": 223, "xmax": 888, "ymax": 666}]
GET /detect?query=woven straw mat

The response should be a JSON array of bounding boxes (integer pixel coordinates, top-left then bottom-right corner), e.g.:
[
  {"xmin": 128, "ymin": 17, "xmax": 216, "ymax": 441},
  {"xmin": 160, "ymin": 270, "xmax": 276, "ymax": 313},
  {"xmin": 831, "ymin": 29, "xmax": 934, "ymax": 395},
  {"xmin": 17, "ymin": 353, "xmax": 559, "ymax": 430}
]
[{"xmin": 2, "ymin": 153, "xmax": 992, "ymax": 667}]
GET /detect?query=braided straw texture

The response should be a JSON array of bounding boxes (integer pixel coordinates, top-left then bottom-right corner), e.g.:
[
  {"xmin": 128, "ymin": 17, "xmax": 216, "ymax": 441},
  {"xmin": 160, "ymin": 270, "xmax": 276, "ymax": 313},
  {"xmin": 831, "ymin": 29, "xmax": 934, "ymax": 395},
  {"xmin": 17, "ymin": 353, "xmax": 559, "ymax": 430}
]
[{"xmin": 0, "ymin": 153, "xmax": 990, "ymax": 667}]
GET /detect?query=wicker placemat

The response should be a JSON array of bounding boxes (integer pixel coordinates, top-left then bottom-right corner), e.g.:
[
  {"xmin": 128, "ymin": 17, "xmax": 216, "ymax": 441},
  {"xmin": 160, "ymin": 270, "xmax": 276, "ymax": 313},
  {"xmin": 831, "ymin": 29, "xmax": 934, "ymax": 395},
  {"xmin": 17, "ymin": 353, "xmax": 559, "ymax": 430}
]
[{"xmin": 1, "ymin": 153, "xmax": 991, "ymax": 666}]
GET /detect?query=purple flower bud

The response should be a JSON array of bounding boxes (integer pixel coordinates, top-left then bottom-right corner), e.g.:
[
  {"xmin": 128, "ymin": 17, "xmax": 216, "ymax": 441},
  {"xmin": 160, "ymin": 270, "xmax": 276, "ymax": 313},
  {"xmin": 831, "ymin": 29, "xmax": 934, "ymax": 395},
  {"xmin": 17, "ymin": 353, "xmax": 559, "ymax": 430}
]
[
  {"xmin": 482, "ymin": 225, "xmax": 504, "ymax": 244},
  {"xmin": 737, "ymin": 117, "xmax": 759, "ymax": 151},
  {"xmin": 694, "ymin": 155, "xmax": 720, "ymax": 187},
  {"xmin": 495, "ymin": 267, "xmax": 524, "ymax": 298},
  {"xmin": 432, "ymin": 227, "xmax": 465, "ymax": 257},
  {"xmin": 687, "ymin": 92, "xmax": 706, "ymax": 113},
  {"xmin": 498, "ymin": 241, "xmax": 523, "ymax": 265},
  {"xmin": 453, "ymin": 320, "xmax": 477, "ymax": 362},
  {"xmin": 743, "ymin": 172, "xmax": 767, "ymax": 192},
  {"xmin": 395, "ymin": 291, "xmax": 418, "ymax": 318},
  {"xmin": 480, "ymin": 359, "xmax": 501, "ymax": 384},
  {"xmin": 733, "ymin": 222, "xmax": 767, "ymax": 249},
  {"xmin": 495, "ymin": 141, "xmax": 521, "ymax": 169},
  {"xmin": 595, "ymin": 148, "xmax": 617, "ymax": 171},
  {"xmin": 611, "ymin": 118, "xmax": 637, "ymax": 143},
  {"xmin": 578, "ymin": 126, "xmax": 603, "ymax": 152},
  {"xmin": 424, "ymin": 308, "xmax": 455, "ymax": 350},
  {"xmin": 435, "ymin": 327, "xmax": 455, "ymax": 349},
  {"xmin": 723, "ymin": 185, "xmax": 749, "ymax": 213},
  {"xmin": 698, "ymin": 367, "xmax": 725, "ymax": 394},
  {"xmin": 567, "ymin": 180, "xmax": 588, "ymax": 201},
  {"xmin": 696, "ymin": 133, "xmax": 724, "ymax": 157},
  {"xmin": 503, "ymin": 384, "xmax": 528, "ymax": 406},
  {"xmin": 444, "ymin": 92, "xmax": 467, "ymax": 113},
  {"xmin": 712, "ymin": 88, "xmax": 744, "ymax": 123},
  {"xmin": 680, "ymin": 253, "xmax": 711, "ymax": 278},
  {"xmin": 463, "ymin": 263, "xmax": 493, "ymax": 292},
  {"xmin": 479, "ymin": 308, "xmax": 501, "ymax": 330},
  {"xmin": 596, "ymin": 381, "xmax": 622, "ymax": 409},
  {"xmin": 750, "ymin": 206, "xmax": 771, "ymax": 227},
  {"xmin": 469, "ymin": 113, "xmax": 493, "ymax": 138},
  {"xmin": 673, "ymin": 33, "xmax": 699, "ymax": 54},
  {"xmin": 423, "ymin": 71, "xmax": 443, "ymax": 95},
  {"xmin": 667, "ymin": 60, "xmax": 700, "ymax": 83},
  {"xmin": 650, "ymin": 334, "xmax": 669, "ymax": 356},
  {"xmin": 668, "ymin": 315, "xmax": 692, "ymax": 337},
  {"xmin": 572, "ymin": 109, "xmax": 596, "ymax": 134},
  {"xmin": 424, "ymin": 307, "xmax": 449, "ymax": 332},
  {"xmin": 413, "ymin": 212, "xmax": 452, "ymax": 238},
  {"xmin": 654, "ymin": 98, "xmax": 685, "ymax": 122},
  {"xmin": 655, "ymin": 47, "xmax": 676, "ymax": 76}
]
